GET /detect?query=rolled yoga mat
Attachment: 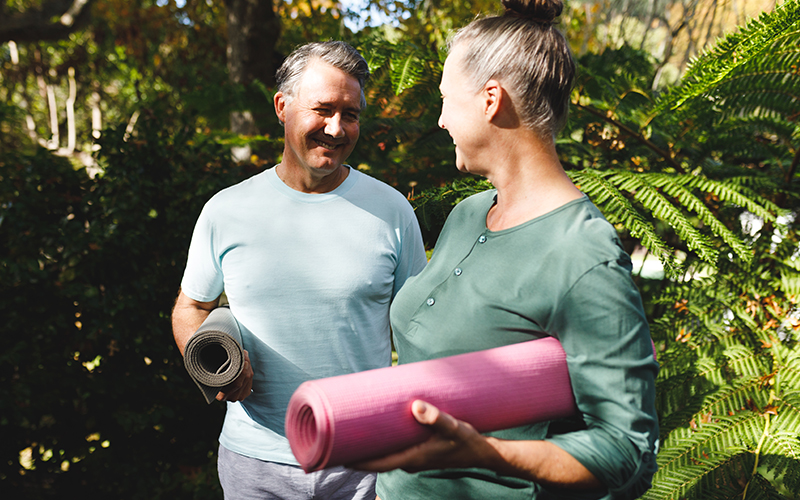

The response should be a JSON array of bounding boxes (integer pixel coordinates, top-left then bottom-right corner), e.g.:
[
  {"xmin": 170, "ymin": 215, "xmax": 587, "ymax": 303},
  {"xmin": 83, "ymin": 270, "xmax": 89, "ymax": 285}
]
[
  {"xmin": 285, "ymin": 337, "xmax": 577, "ymax": 472},
  {"xmin": 183, "ymin": 306, "xmax": 244, "ymax": 404}
]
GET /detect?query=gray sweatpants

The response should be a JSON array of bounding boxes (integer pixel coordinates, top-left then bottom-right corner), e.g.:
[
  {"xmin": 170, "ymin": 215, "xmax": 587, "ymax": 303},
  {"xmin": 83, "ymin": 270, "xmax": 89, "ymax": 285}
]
[{"xmin": 218, "ymin": 445, "xmax": 377, "ymax": 500}]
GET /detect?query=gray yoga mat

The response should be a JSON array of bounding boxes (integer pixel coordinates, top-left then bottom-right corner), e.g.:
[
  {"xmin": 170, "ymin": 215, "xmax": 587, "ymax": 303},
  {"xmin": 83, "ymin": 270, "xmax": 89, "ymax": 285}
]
[{"xmin": 183, "ymin": 306, "xmax": 244, "ymax": 404}]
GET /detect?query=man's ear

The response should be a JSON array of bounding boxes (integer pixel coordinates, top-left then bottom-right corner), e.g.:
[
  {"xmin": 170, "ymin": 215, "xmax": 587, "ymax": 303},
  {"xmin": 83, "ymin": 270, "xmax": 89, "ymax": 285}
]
[{"xmin": 274, "ymin": 91, "xmax": 287, "ymax": 123}]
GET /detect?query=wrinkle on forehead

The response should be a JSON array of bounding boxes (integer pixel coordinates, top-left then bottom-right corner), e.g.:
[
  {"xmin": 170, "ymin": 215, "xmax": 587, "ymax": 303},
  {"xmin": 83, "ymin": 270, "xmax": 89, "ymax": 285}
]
[{"xmin": 293, "ymin": 61, "xmax": 362, "ymax": 106}]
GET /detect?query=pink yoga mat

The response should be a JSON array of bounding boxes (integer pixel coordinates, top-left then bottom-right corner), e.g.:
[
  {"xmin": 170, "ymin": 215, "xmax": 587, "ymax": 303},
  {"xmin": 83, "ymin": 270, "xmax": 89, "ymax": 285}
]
[{"xmin": 285, "ymin": 337, "xmax": 577, "ymax": 472}]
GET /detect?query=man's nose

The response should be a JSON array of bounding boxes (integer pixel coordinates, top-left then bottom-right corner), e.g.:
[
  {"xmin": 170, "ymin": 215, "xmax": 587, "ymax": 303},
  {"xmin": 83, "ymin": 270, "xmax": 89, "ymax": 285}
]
[{"xmin": 324, "ymin": 114, "xmax": 345, "ymax": 138}]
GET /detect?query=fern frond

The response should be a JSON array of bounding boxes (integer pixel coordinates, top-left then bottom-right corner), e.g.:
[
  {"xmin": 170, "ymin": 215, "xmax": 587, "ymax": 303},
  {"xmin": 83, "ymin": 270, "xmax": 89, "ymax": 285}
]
[
  {"xmin": 647, "ymin": 175, "xmax": 754, "ymax": 262},
  {"xmin": 701, "ymin": 115, "xmax": 800, "ymax": 162},
  {"xmin": 645, "ymin": 413, "xmax": 757, "ymax": 499},
  {"xmin": 655, "ymin": 0, "xmax": 800, "ymax": 113},
  {"xmin": 568, "ymin": 169, "xmax": 681, "ymax": 276},
  {"xmin": 573, "ymin": 168, "xmax": 778, "ymax": 271},
  {"xmin": 759, "ymin": 452, "xmax": 800, "ymax": 497},
  {"xmin": 410, "ymin": 177, "xmax": 493, "ymax": 233},
  {"xmin": 723, "ymin": 344, "xmax": 773, "ymax": 379},
  {"xmin": 780, "ymin": 354, "xmax": 800, "ymax": 393},
  {"xmin": 606, "ymin": 171, "xmax": 719, "ymax": 263},
  {"xmin": 657, "ymin": 367, "xmax": 771, "ymax": 440},
  {"xmin": 389, "ymin": 48, "xmax": 424, "ymax": 96},
  {"xmin": 682, "ymin": 175, "xmax": 779, "ymax": 222}
]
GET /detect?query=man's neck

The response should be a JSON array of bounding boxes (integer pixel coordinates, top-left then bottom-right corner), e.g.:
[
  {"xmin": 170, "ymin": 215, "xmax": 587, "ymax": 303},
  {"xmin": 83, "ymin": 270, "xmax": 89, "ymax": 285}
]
[{"xmin": 275, "ymin": 163, "xmax": 350, "ymax": 194}]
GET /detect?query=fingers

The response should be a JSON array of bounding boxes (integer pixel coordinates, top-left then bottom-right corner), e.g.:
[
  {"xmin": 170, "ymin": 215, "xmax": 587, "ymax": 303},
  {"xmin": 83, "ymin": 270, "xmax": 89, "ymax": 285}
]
[
  {"xmin": 216, "ymin": 350, "xmax": 254, "ymax": 402},
  {"xmin": 410, "ymin": 400, "xmax": 437, "ymax": 424},
  {"xmin": 352, "ymin": 401, "xmax": 474, "ymax": 473},
  {"xmin": 351, "ymin": 401, "xmax": 442, "ymax": 472},
  {"xmin": 411, "ymin": 400, "xmax": 459, "ymax": 435}
]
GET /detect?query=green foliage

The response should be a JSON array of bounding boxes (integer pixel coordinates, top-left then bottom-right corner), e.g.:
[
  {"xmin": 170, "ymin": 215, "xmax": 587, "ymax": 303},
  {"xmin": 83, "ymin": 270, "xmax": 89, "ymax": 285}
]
[
  {"xmin": 1, "ymin": 0, "xmax": 239, "ymax": 157},
  {"xmin": 0, "ymin": 113, "xmax": 268, "ymax": 498},
  {"xmin": 571, "ymin": 169, "xmax": 781, "ymax": 275},
  {"xmin": 655, "ymin": 0, "xmax": 800, "ymax": 114},
  {"xmin": 641, "ymin": 3, "xmax": 800, "ymax": 495},
  {"xmin": 407, "ymin": 176, "xmax": 494, "ymax": 246},
  {"xmin": 3, "ymin": 1, "xmax": 800, "ymax": 498},
  {"xmin": 646, "ymin": 228, "xmax": 800, "ymax": 499},
  {"xmin": 350, "ymin": 32, "xmax": 455, "ymax": 195},
  {"xmin": 372, "ymin": 37, "xmax": 782, "ymax": 270}
]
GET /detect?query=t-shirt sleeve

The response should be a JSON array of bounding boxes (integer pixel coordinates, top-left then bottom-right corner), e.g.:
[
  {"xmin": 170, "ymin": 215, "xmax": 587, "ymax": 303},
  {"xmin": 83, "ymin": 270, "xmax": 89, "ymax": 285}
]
[
  {"xmin": 544, "ymin": 259, "xmax": 659, "ymax": 500},
  {"xmin": 392, "ymin": 213, "xmax": 428, "ymax": 299},
  {"xmin": 180, "ymin": 204, "xmax": 225, "ymax": 303}
]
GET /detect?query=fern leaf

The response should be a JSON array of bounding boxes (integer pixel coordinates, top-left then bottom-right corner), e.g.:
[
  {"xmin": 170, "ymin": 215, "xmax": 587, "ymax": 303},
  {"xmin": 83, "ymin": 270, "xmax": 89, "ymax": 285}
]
[
  {"xmin": 655, "ymin": 0, "xmax": 800, "ymax": 112},
  {"xmin": 648, "ymin": 174, "xmax": 753, "ymax": 262},
  {"xmin": 390, "ymin": 51, "xmax": 423, "ymax": 96},
  {"xmin": 606, "ymin": 171, "xmax": 720, "ymax": 263},
  {"xmin": 568, "ymin": 169, "xmax": 681, "ymax": 276},
  {"xmin": 681, "ymin": 176, "xmax": 780, "ymax": 222}
]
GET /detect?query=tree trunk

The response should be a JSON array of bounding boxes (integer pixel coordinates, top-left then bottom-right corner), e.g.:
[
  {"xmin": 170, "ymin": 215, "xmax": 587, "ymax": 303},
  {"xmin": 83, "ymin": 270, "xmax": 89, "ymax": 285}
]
[{"xmin": 223, "ymin": 0, "xmax": 281, "ymax": 162}]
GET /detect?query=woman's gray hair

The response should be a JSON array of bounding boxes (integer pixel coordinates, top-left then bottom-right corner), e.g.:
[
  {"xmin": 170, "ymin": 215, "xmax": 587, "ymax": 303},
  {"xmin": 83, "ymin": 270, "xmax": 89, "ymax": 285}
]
[
  {"xmin": 449, "ymin": 5, "xmax": 575, "ymax": 138},
  {"xmin": 276, "ymin": 41, "xmax": 370, "ymax": 109}
]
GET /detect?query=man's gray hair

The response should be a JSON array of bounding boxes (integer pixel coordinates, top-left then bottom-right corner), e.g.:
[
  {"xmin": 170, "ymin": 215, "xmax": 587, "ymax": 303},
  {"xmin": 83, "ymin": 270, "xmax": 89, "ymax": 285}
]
[{"xmin": 276, "ymin": 41, "xmax": 370, "ymax": 109}]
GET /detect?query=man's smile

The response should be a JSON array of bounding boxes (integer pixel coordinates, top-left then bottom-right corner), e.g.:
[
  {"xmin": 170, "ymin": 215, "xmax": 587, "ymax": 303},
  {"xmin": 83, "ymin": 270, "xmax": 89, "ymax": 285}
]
[{"xmin": 313, "ymin": 137, "xmax": 343, "ymax": 150}]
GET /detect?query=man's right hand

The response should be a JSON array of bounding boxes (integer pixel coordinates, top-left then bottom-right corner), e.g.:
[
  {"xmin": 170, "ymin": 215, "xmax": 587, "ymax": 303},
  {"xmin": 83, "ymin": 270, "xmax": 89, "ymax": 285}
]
[
  {"xmin": 216, "ymin": 349, "xmax": 254, "ymax": 402},
  {"xmin": 172, "ymin": 290, "xmax": 255, "ymax": 403}
]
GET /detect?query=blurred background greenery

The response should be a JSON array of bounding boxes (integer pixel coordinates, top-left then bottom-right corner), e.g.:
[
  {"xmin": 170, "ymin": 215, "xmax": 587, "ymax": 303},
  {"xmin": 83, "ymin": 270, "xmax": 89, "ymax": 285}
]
[{"xmin": 3, "ymin": 1, "xmax": 800, "ymax": 499}]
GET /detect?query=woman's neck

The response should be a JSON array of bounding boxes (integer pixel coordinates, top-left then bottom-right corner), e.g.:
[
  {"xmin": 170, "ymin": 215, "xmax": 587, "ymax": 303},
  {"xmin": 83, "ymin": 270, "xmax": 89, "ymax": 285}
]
[{"xmin": 484, "ymin": 138, "xmax": 583, "ymax": 231}]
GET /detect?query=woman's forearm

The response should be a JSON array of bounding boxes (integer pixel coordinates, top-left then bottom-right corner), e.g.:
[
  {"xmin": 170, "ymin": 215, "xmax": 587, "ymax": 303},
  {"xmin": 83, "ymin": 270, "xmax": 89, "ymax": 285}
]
[{"xmin": 483, "ymin": 437, "xmax": 602, "ymax": 489}]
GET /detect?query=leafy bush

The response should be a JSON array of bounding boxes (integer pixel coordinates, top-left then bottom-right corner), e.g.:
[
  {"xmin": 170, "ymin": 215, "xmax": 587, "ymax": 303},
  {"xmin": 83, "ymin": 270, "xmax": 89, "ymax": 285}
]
[{"xmin": 0, "ymin": 113, "xmax": 266, "ymax": 499}]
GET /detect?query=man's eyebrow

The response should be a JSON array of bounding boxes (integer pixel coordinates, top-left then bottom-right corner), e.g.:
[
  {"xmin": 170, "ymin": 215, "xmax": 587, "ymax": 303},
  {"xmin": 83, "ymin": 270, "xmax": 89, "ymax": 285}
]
[{"xmin": 312, "ymin": 100, "xmax": 361, "ymax": 113}]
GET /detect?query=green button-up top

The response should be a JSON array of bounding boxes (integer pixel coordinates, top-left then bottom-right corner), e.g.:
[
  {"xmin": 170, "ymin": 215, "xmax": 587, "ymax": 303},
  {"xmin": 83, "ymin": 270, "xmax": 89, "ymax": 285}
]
[{"xmin": 377, "ymin": 191, "xmax": 659, "ymax": 500}]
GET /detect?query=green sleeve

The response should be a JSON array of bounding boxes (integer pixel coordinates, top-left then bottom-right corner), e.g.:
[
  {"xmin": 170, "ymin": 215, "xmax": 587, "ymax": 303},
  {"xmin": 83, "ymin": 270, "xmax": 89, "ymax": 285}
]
[{"xmin": 545, "ymin": 259, "xmax": 659, "ymax": 500}]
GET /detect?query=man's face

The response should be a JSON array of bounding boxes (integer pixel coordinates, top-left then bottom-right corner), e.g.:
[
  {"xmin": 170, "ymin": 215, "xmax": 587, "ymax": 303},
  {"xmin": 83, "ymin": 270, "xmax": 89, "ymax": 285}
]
[{"xmin": 274, "ymin": 60, "xmax": 362, "ymax": 182}]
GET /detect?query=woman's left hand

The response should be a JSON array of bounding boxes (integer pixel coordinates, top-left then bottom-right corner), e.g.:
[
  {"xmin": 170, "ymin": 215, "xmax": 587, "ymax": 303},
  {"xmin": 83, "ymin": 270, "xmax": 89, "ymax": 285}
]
[
  {"xmin": 353, "ymin": 400, "xmax": 603, "ymax": 490},
  {"xmin": 352, "ymin": 400, "xmax": 499, "ymax": 473}
]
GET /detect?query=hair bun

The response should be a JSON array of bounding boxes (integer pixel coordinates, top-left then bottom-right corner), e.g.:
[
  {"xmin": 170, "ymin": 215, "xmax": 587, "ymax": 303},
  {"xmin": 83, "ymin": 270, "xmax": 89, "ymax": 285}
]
[{"xmin": 501, "ymin": 0, "xmax": 563, "ymax": 24}]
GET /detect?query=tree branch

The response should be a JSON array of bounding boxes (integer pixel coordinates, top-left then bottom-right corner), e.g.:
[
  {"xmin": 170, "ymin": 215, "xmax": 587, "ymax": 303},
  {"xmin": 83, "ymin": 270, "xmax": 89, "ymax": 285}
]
[
  {"xmin": 786, "ymin": 144, "xmax": 800, "ymax": 188},
  {"xmin": 574, "ymin": 102, "xmax": 686, "ymax": 173},
  {"xmin": 775, "ymin": 144, "xmax": 800, "ymax": 209},
  {"xmin": 0, "ymin": 0, "xmax": 95, "ymax": 44}
]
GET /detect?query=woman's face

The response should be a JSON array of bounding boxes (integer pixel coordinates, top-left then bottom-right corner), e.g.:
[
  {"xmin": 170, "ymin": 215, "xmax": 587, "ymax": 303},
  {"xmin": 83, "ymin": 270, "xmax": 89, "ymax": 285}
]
[{"xmin": 438, "ymin": 45, "xmax": 488, "ymax": 174}]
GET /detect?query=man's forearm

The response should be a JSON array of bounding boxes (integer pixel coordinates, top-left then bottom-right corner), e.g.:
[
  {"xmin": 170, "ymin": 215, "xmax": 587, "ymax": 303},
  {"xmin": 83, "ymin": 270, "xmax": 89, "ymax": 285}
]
[{"xmin": 171, "ymin": 290, "xmax": 219, "ymax": 355}]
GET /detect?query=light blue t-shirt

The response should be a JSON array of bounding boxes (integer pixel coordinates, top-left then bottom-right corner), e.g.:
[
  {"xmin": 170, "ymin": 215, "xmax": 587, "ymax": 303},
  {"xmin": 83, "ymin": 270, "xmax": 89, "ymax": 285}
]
[{"xmin": 181, "ymin": 166, "xmax": 427, "ymax": 464}]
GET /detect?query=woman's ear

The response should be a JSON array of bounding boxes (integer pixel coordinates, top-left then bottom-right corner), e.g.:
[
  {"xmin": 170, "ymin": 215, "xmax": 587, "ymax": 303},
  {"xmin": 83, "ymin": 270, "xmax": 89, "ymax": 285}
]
[
  {"xmin": 483, "ymin": 80, "xmax": 520, "ymax": 129},
  {"xmin": 482, "ymin": 80, "xmax": 503, "ymax": 121}
]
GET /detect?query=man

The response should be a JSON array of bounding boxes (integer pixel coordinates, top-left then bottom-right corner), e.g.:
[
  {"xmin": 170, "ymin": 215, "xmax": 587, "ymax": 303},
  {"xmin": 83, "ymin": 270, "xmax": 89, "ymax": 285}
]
[{"xmin": 172, "ymin": 41, "xmax": 427, "ymax": 500}]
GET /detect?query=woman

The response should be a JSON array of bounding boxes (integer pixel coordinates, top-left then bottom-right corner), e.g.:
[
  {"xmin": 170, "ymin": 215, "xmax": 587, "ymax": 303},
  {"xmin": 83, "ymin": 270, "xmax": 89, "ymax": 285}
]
[{"xmin": 356, "ymin": 1, "xmax": 659, "ymax": 499}]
